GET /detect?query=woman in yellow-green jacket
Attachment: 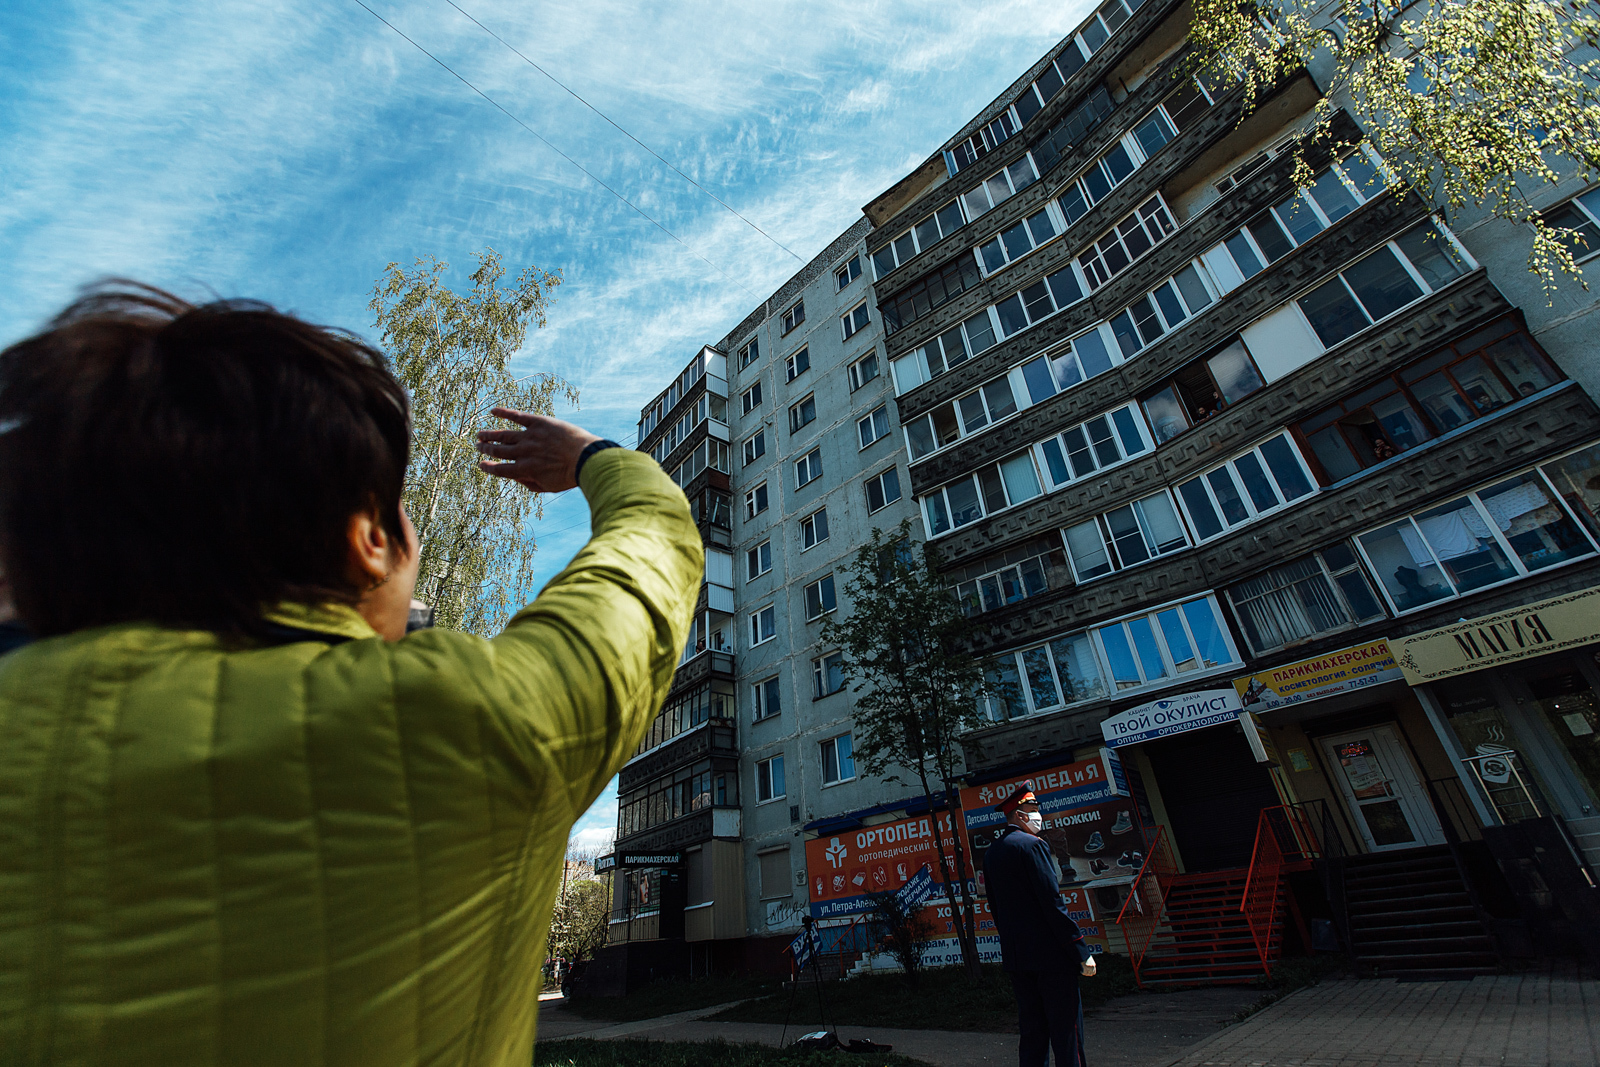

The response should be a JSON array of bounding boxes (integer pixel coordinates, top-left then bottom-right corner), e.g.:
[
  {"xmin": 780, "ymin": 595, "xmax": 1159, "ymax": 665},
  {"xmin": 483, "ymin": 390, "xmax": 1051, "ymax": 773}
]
[{"xmin": 0, "ymin": 286, "xmax": 703, "ymax": 1066}]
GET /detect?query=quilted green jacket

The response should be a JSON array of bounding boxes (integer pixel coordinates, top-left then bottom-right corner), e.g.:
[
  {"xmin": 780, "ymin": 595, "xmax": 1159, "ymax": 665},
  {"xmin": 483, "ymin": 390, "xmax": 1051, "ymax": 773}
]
[{"xmin": 0, "ymin": 449, "xmax": 702, "ymax": 1066}]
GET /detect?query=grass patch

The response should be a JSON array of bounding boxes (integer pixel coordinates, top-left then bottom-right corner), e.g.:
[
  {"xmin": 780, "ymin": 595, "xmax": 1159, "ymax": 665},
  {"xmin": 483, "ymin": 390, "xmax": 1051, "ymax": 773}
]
[
  {"xmin": 535, "ymin": 1038, "xmax": 933, "ymax": 1067},
  {"xmin": 710, "ymin": 955, "xmax": 1139, "ymax": 1033},
  {"xmin": 563, "ymin": 973, "xmax": 784, "ymax": 1022}
]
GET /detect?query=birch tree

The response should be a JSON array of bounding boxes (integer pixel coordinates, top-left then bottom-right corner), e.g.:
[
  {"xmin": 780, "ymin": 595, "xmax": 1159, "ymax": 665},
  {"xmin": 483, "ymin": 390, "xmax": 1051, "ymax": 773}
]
[
  {"xmin": 821, "ymin": 521, "xmax": 995, "ymax": 981},
  {"xmin": 371, "ymin": 250, "xmax": 574, "ymax": 634},
  {"xmin": 1186, "ymin": 0, "xmax": 1600, "ymax": 289}
]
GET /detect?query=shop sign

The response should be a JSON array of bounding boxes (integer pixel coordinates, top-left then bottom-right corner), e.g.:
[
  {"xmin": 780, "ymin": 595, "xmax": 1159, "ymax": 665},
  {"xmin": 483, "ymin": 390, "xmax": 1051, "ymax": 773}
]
[
  {"xmin": 594, "ymin": 854, "xmax": 616, "ymax": 873},
  {"xmin": 1233, "ymin": 640, "xmax": 1401, "ymax": 713},
  {"xmin": 1392, "ymin": 587, "xmax": 1600, "ymax": 683},
  {"xmin": 804, "ymin": 810, "xmax": 968, "ymax": 919},
  {"xmin": 1099, "ymin": 688, "xmax": 1243, "ymax": 748},
  {"xmin": 958, "ymin": 750, "xmax": 1127, "ymax": 832},
  {"xmin": 619, "ymin": 851, "xmax": 682, "ymax": 867}
]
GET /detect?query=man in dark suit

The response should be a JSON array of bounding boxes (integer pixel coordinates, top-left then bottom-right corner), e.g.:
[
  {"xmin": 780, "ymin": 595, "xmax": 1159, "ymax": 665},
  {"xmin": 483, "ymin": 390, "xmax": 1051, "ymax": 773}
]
[{"xmin": 983, "ymin": 783, "xmax": 1096, "ymax": 1067}]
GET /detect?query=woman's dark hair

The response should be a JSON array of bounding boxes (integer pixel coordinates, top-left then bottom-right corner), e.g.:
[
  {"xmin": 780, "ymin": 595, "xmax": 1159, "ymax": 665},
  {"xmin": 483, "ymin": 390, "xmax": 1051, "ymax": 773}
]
[{"xmin": 0, "ymin": 282, "xmax": 411, "ymax": 638}]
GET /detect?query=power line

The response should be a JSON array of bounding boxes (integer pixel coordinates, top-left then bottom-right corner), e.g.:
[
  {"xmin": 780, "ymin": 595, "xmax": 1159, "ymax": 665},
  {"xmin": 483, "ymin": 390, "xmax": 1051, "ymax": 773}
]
[
  {"xmin": 441, "ymin": 0, "xmax": 806, "ymax": 264},
  {"xmin": 348, "ymin": 0, "xmax": 760, "ymax": 300}
]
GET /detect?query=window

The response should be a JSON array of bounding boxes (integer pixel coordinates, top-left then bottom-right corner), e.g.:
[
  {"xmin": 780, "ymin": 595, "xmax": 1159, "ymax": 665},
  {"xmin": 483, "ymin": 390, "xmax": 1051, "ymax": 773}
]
[
  {"xmin": 1356, "ymin": 463, "xmax": 1599, "ymax": 614},
  {"xmin": 756, "ymin": 754, "xmax": 786, "ymax": 802},
  {"xmin": 905, "ymin": 375, "xmax": 1019, "ymax": 460},
  {"xmin": 746, "ymin": 541, "xmax": 772, "ymax": 581},
  {"xmin": 1296, "ymin": 317, "xmax": 1562, "ymax": 483},
  {"xmin": 1228, "ymin": 544, "xmax": 1386, "ymax": 655},
  {"xmin": 1078, "ymin": 196, "xmax": 1177, "ymax": 290},
  {"xmin": 849, "ymin": 353, "xmax": 879, "ymax": 390},
  {"xmin": 745, "ymin": 482, "xmax": 769, "ymax": 520},
  {"xmin": 617, "ymin": 756, "xmax": 725, "ymax": 839},
  {"xmin": 1056, "ymin": 137, "xmax": 1141, "ymax": 225},
  {"xmin": 1140, "ymin": 337, "xmax": 1266, "ymax": 444},
  {"xmin": 813, "ymin": 652, "xmax": 845, "ymax": 697},
  {"xmin": 921, "ymin": 452, "xmax": 1044, "ymax": 535},
  {"xmin": 752, "ymin": 676, "xmax": 782, "ymax": 721},
  {"xmin": 786, "ymin": 346, "xmax": 810, "ymax": 381},
  {"xmin": 633, "ymin": 679, "xmax": 736, "ymax": 754},
  {"xmin": 795, "ymin": 448, "xmax": 823, "ymax": 488},
  {"xmin": 1541, "ymin": 187, "xmax": 1600, "ymax": 263},
  {"xmin": 781, "ymin": 301, "xmax": 805, "ymax": 335},
  {"xmin": 750, "ymin": 605, "xmax": 777, "ymax": 646},
  {"xmin": 741, "ymin": 381, "xmax": 763, "ymax": 415},
  {"xmin": 984, "ymin": 629, "xmax": 1108, "ymax": 720},
  {"xmin": 742, "ymin": 430, "xmax": 767, "ymax": 466},
  {"xmin": 738, "ymin": 338, "xmax": 760, "ymax": 370},
  {"xmin": 789, "ymin": 394, "xmax": 817, "ymax": 433},
  {"xmin": 803, "ymin": 575, "xmax": 837, "ymax": 620},
  {"xmin": 858, "ymin": 405, "xmax": 892, "ymax": 448},
  {"xmin": 1037, "ymin": 404, "xmax": 1151, "ymax": 489},
  {"xmin": 994, "ymin": 265, "xmax": 1088, "ymax": 339},
  {"xmin": 836, "ymin": 255, "xmax": 863, "ymax": 289},
  {"xmin": 976, "ymin": 206, "xmax": 1061, "ymax": 275},
  {"xmin": 1029, "ymin": 85, "xmax": 1114, "ymax": 178},
  {"xmin": 881, "ymin": 256, "xmax": 983, "ymax": 335},
  {"xmin": 1016, "ymin": 325, "xmax": 1120, "ymax": 406},
  {"xmin": 1295, "ymin": 221, "xmax": 1472, "ymax": 348},
  {"xmin": 1130, "ymin": 106, "xmax": 1177, "ymax": 160},
  {"xmin": 820, "ymin": 734, "xmax": 856, "ymax": 785},
  {"xmin": 871, "ymin": 199, "xmax": 965, "ymax": 278},
  {"xmin": 1062, "ymin": 492, "xmax": 1188, "ymax": 581},
  {"xmin": 1105, "ymin": 261, "xmax": 1217, "ymax": 360},
  {"xmin": 841, "ymin": 303, "xmax": 870, "ymax": 341},
  {"xmin": 960, "ymin": 157, "xmax": 1039, "ymax": 221},
  {"xmin": 952, "ymin": 537, "xmax": 1071, "ymax": 616},
  {"xmin": 1176, "ymin": 433, "xmax": 1317, "ymax": 541},
  {"xmin": 759, "ymin": 847, "xmax": 792, "ymax": 898},
  {"xmin": 668, "ymin": 438, "xmax": 730, "ymax": 488},
  {"xmin": 866, "ymin": 468, "xmax": 902, "ymax": 512},
  {"xmin": 1094, "ymin": 596, "xmax": 1238, "ymax": 693},
  {"xmin": 948, "ymin": 108, "xmax": 1021, "ymax": 175},
  {"xmin": 800, "ymin": 508, "xmax": 830, "ymax": 550}
]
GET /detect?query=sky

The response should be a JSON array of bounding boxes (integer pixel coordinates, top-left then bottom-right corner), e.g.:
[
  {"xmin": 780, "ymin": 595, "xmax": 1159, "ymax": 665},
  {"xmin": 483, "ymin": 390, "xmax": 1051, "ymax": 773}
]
[{"xmin": 0, "ymin": 0, "xmax": 1094, "ymax": 854}]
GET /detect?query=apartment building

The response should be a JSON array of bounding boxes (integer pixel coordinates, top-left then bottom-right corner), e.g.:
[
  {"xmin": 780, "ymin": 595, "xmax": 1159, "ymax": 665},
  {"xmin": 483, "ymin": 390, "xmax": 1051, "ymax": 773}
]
[
  {"xmin": 863, "ymin": 0, "xmax": 1600, "ymax": 978},
  {"xmin": 590, "ymin": 0, "xmax": 1600, "ymax": 988},
  {"xmin": 589, "ymin": 222, "xmax": 923, "ymax": 989}
]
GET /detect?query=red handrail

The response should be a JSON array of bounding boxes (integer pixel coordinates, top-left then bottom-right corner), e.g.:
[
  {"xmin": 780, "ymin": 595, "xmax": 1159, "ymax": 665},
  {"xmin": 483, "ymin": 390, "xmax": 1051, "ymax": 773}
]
[
  {"xmin": 1239, "ymin": 805, "xmax": 1322, "ymax": 976},
  {"xmin": 1113, "ymin": 826, "xmax": 1178, "ymax": 986}
]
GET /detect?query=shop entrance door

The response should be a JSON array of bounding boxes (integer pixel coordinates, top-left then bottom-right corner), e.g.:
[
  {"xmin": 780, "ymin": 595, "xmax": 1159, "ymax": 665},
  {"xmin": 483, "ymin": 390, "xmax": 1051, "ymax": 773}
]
[{"xmin": 1322, "ymin": 725, "xmax": 1444, "ymax": 852}]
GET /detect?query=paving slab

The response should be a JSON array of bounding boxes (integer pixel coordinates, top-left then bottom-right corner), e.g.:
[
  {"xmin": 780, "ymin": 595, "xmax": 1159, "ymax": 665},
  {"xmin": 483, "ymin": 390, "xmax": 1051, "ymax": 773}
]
[
  {"xmin": 1163, "ymin": 973, "xmax": 1600, "ymax": 1067},
  {"xmin": 535, "ymin": 984, "xmax": 1262, "ymax": 1067}
]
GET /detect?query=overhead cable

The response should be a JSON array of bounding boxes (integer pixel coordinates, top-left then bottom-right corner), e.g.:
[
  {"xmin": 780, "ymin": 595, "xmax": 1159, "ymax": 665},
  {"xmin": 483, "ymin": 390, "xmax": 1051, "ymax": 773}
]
[
  {"xmin": 349, "ymin": 0, "xmax": 760, "ymax": 300},
  {"xmin": 442, "ymin": 0, "xmax": 806, "ymax": 264}
]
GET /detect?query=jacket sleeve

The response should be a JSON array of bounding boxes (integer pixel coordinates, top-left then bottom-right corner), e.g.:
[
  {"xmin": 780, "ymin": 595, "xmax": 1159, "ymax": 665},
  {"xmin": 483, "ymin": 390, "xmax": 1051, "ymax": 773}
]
[
  {"xmin": 483, "ymin": 448, "xmax": 702, "ymax": 814},
  {"xmin": 1026, "ymin": 837, "xmax": 1092, "ymax": 964}
]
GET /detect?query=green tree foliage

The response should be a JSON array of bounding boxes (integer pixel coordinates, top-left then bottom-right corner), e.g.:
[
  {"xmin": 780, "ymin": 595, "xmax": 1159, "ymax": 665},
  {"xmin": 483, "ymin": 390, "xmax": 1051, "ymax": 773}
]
[
  {"xmin": 371, "ymin": 250, "xmax": 575, "ymax": 633},
  {"xmin": 1187, "ymin": 0, "xmax": 1600, "ymax": 288},
  {"xmin": 866, "ymin": 890, "xmax": 935, "ymax": 988},
  {"xmin": 548, "ymin": 874, "xmax": 611, "ymax": 967},
  {"xmin": 821, "ymin": 521, "xmax": 998, "ymax": 980}
]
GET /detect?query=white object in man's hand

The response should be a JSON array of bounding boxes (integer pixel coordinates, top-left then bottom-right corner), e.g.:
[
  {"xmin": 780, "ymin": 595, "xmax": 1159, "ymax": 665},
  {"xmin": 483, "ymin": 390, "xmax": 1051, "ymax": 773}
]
[
  {"xmin": 475, "ymin": 409, "xmax": 601, "ymax": 493},
  {"xmin": 1081, "ymin": 955, "xmax": 1097, "ymax": 977}
]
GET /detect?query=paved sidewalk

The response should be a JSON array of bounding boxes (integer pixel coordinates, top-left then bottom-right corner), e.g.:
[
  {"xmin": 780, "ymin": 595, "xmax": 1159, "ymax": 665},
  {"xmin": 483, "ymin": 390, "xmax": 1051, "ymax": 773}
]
[
  {"xmin": 536, "ymin": 985, "xmax": 1262, "ymax": 1067},
  {"xmin": 1166, "ymin": 973, "xmax": 1599, "ymax": 1067}
]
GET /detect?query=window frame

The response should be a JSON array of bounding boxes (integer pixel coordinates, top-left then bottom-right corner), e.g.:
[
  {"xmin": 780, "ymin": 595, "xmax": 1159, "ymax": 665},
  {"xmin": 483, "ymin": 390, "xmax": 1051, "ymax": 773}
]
[
  {"xmin": 841, "ymin": 302, "xmax": 871, "ymax": 341},
  {"xmin": 752, "ymin": 675, "xmax": 783, "ymax": 721},
  {"xmin": 812, "ymin": 651, "xmax": 846, "ymax": 698},
  {"xmin": 746, "ymin": 540, "xmax": 773, "ymax": 581},
  {"xmin": 1173, "ymin": 433, "xmax": 1319, "ymax": 543},
  {"xmin": 785, "ymin": 346, "xmax": 811, "ymax": 382},
  {"xmin": 789, "ymin": 393, "xmax": 817, "ymax": 434},
  {"xmin": 819, "ymin": 733, "xmax": 857, "ymax": 786},
  {"xmin": 755, "ymin": 754, "xmax": 786, "ymax": 803},
  {"xmin": 800, "ymin": 507, "xmax": 830, "ymax": 551},
  {"xmin": 836, "ymin": 255, "xmax": 863, "ymax": 290},
  {"xmin": 858, "ymin": 404, "xmax": 892, "ymax": 449},
  {"xmin": 1091, "ymin": 594, "xmax": 1242, "ymax": 695},
  {"xmin": 1225, "ymin": 545, "xmax": 1387, "ymax": 656},
  {"xmin": 848, "ymin": 352, "xmax": 880, "ymax": 391},
  {"xmin": 741, "ymin": 429, "xmax": 767, "ymax": 467},
  {"xmin": 795, "ymin": 447, "xmax": 824, "ymax": 488},
  {"xmin": 803, "ymin": 574, "xmax": 837, "ymax": 620},
  {"xmin": 870, "ymin": 198, "xmax": 967, "ymax": 279},
  {"xmin": 1078, "ymin": 195, "xmax": 1178, "ymax": 291},
  {"xmin": 781, "ymin": 301, "xmax": 805, "ymax": 335},
  {"xmin": 738, "ymin": 338, "xmax": 760, "ymax": 370},
  {"xmin": 749, "ymin": 604, "xmax": 777, "ymax": 647},
  {"xmin": 741, "ymin": 381, "xmax": 763, "ymax": 415},
  {"xmin": 920, "ymin": 451, "xmax": 1046, "ymax": 538},
  {"xmin": 1036, "ymin": 403, "xmax": 1153, "ymax": 491},
  {"xmin": 1060, "ymin": 490, "xmax": 1191, "ymax": 582},
  {"xmin": 866, "ymin": 467, "xmax": 902, "ymax": 513},
  {"xmin": 744, "ymin": 481, "xmax": 769, "ymax": 520},
  {"xmin": 1540, "ymin": 186, "xmax": 1600, "ymax": 264}
]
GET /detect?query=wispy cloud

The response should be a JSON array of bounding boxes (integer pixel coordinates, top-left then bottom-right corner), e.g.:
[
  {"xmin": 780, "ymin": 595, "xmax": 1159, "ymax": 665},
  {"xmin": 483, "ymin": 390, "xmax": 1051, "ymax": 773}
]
[{"xmin": 2, "ymin": 0, "xmax": 1098, "ymax": 832}]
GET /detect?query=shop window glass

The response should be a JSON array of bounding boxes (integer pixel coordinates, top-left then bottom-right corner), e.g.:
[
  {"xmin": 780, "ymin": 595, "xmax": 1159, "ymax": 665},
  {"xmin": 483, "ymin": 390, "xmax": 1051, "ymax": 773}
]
[
  {"xmin": 1540, "ymin": 445, "xmax": 1600, "ymax": 540},
  {"xmin": 1522, "ymin": 666, "xmax": 1600, "ymax": 811},
  {"xmin": 1433, "ymin": 677, "xmax": 1547, "ymax": 823}
]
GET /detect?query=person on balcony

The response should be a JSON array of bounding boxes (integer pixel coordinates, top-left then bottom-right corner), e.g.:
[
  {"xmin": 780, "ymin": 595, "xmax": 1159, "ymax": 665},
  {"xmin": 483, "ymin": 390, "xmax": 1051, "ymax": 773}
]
[{"xmin": 983, "ymin": 783, "xmax": 1097, "ymax": 1067}]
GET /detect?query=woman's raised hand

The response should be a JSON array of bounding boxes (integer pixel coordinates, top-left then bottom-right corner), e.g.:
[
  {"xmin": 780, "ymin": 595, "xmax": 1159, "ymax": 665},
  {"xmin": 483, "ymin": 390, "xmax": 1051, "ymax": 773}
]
[{"xmin": 475, "ymin": 408, "xmax": 601, "ymax": 493}]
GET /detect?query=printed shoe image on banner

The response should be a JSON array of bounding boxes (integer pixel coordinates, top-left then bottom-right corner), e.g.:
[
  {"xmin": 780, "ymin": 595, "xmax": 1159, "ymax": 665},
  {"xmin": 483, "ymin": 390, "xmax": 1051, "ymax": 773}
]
[
  {"xmin": 1089, "ymin": 858, "xmax": 1111, "ymax": 876},
  {"xmin": 1111, "ymin": 810, "xmax": 1133, "ymax": 835},
  {"xmin": 1083, "ymin": 831, "xmax": 1105, "ymax": 853},
  {"xmin": 1116, "ymin": 850, "xmax": 1144, "ymax": 869}
]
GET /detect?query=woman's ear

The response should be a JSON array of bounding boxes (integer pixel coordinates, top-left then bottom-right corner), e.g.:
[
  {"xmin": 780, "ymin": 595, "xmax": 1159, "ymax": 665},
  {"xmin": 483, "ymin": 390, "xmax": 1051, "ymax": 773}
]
[{"xmin": 345, "ymin": 509, "xmax": 394, "ymax": 588}]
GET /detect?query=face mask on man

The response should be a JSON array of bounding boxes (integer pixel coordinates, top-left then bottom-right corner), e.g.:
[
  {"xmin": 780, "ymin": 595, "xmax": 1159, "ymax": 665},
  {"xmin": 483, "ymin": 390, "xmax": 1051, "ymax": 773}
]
[{"xmin": 1021, "ymin": 811, "xmax": 1043, "ymax": 834}]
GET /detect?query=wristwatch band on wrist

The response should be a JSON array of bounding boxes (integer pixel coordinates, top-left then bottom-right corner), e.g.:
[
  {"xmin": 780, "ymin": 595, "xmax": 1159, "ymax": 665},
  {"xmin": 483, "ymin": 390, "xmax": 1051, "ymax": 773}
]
[{"xmin": 574, "ymin": 439, "xmax": 623, "ymax": 482}]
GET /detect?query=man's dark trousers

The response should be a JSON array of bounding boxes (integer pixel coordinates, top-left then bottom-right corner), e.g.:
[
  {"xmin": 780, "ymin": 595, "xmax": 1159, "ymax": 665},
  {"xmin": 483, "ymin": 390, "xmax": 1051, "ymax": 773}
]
[{"xmin": 1010, "ymin": 968, "xmax": 1084, "ymax": 1067}]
